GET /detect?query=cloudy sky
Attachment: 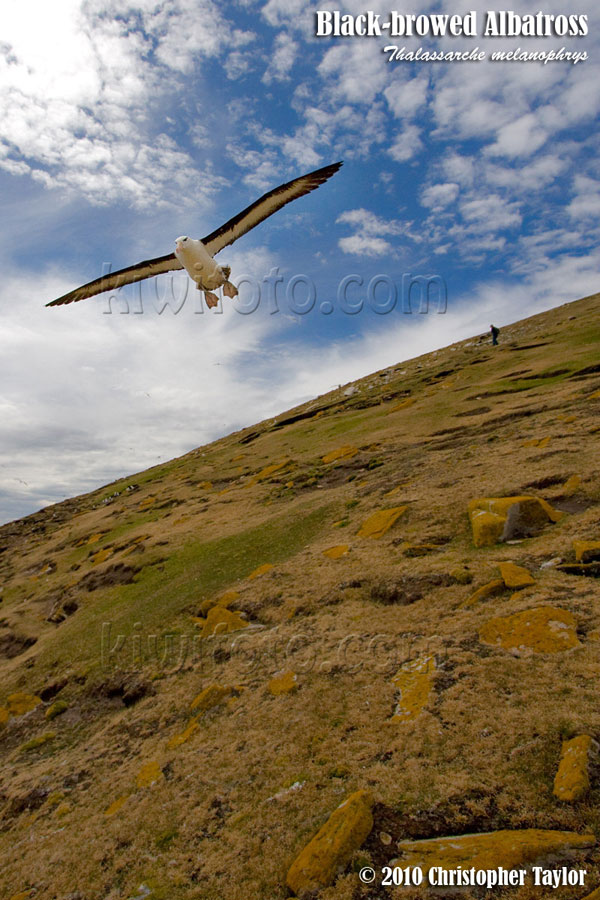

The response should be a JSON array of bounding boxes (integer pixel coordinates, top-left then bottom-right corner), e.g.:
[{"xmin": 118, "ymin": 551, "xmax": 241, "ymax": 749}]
[{"xmin": 1, "ymin": 0, "xmax": 598, "ymax": 524}]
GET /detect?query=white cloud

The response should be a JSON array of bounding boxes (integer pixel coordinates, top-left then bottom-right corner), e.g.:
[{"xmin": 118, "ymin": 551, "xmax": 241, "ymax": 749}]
[
  {"xmin": 384, "ymin": 76, "xmax": 429, "ymax": 119},
  {"xmin": 263, "ymin": 32, "xmax": 298, "ymax": 83},
  {"xmin": 388, "ymin": 125, "xmax": 423, "ymax": 162},
  {"xmin": 421, "ymin": 182, "xmax": 459, "ymax": 209}
]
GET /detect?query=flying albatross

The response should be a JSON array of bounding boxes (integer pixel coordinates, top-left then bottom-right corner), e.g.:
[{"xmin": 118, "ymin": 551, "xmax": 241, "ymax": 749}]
[{"xmin": 47, "ymin": 161, "xmax": 343, "ymax": 309}]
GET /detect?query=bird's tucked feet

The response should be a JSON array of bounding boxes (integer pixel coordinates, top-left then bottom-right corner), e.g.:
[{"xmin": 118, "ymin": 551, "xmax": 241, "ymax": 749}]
[
  {"xmin": 222, "ymin": 281, "xmax": 238, "ymax": 299},
  {"xmin": 204, "ymin": 291, "xmax": 220, "ymax": 309}
]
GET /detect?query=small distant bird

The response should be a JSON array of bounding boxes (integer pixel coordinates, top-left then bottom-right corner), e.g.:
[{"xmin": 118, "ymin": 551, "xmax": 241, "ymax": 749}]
[{"xmin": 47, "ymin": 161, "xmax": 343, "ymax": 310}]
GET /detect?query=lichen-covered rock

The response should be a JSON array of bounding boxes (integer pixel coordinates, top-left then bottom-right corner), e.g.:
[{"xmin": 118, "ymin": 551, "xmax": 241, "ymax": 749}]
[
  {"xmin": 200, "ymin": 607, "xmax": 249, "ymax": 637},
  {"xmin": 468, "ymin": 496, "xmax": 562, "ymax": 547},
  {"xmin": 573, "ymin": 540, "xmax": 600, "ymax": 563},
  {"xmin": 498, "ymin": 562, "xmax": 535, "ymax": 589},
  {"xmin": 357, "ymin": 506, "xmax": 407, "ymax": 539},
  {"xmin": 553, "ymin": 735, "xmax": 595, "ymax": 801},
  {"xmin": 248, "ymin": 459, "xmax": 292, "ymax": 485},
  {"xmin": 198, "ymin": 588, "xmax": 240, "ymax": 616},
  {"xmin": 479, "ymin": 607, "xmax": 580, "ymax": 654},
  {"xmin": 449, "ymin": 565, "xmax": 473, "ymax": 585},
  {"xmin": 0, "ymin": 706, "xmax": 9, "ymax": 725},
  {"xmin": 286, "ymin": 790, "xmax": 374, "ymax": 896},
  {"xmin": 563, "ymin": 474, "xmax": 581, "ymax": 495},
  {"xmin": 248, "ymin": 563, "xmax": 274, "ymax": 580},
  {"xmin": 323, "ymin": 545, "xmax": 349, "ymax": 559},
  {"xmin": 322, "ymin": 446, "xmax": 358, "ymax": 464},
  {"xmin": 20, "ymin": 732, "xmax": 55, "ymax": 752},
  {"xmin": 136, "ymin": 760, "xmax": 163, "ymax": 788},
  {"xmin": 104, "ymin": 794, "xmax": 130, "ymax": 816},
  {"xmin": 268, "ymin": 671, "xmax": 298, "ymax": 695},
  {"xmin": 45, "ymin": 699, "xmax": 69, "ymax": 720},
  {"xmin": 7, "ymin": 692, "xmax": 42, "ymax": 716},
  {"xmin": 391, "ymin": 398, "xmax": 415, "ymax": 411},
  {"xmin": 391, "ymin": 657, "xmax": 435, "ymax": 722},
  {"xmin": 395, "ymin": 828, "xmax": 594, "ymax": 872},
  {"xmin": 461, "ymin": 578, "xmax": 505, "ymax": 609},
  {"xmin": 167, "ymin": 717, "xmax": 200, "ymax": 749},
  {"xmin": 190, "ymin": 684, "xmax": 232, "ymax": 713},
  {"xmin": 581, "ymin": 888, "xmax": 600, "ymax": 900}
]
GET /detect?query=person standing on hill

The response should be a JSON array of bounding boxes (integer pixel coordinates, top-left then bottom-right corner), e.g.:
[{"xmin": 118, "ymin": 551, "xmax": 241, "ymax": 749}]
[{"xmin": 490, "ymin": 324, "xmax": 500, "ymax": 345}]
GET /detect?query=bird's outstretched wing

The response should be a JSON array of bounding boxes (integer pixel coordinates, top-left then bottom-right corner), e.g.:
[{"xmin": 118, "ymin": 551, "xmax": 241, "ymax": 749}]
[
  {"xmin": 202, "ymin": 160, "xmax": 343, "ymax": 256},
  {"xmin": 46, "ymin": 253, "xmax": 183, "ymax": 307}
]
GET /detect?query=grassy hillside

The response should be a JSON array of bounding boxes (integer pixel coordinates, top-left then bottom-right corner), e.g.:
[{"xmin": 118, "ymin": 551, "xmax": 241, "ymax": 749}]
[{"xmin": 1, "ymin": 293, "xmax": 600, "ymax": 900}]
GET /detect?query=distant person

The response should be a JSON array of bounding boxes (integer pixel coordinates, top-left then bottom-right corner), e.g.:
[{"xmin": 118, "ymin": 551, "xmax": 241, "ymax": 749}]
[{"xmin": 490, "ymin": 324, "xmax": 499, "ymax": 345}]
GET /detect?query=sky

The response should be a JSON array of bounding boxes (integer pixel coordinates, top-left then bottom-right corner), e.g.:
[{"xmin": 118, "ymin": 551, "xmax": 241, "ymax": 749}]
[{"xmin": 1, "ymin": 0, "xmax": 599, "ymax": 524}]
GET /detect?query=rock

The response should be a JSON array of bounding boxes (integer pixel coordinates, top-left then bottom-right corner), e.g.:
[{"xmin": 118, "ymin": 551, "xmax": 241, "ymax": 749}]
[
  {"xmin": 573, "ymin": 540, "xmax": 600, "ymax": 563},
  {"xmin": 7, "ymin": 692, "xmax": 42, "ymax": 716},
  {"xmin": 135, "ymin": 760, "xmax": 164, "ymax": 788},
  {"xmin": 45, "ymin": 699, "xmax": 69, "ymax": 720},
  {"xmin": 9, "ymin": 892, "xmax": 34, "ymax": 900},
  {"xmin": 268, "ymin": 671, "xmax": 298, "ymax": 695},
  {"xmin": 553, "ymin": 735, "xmax": 596, "ymax": 801},
  {"xmin": 322, "ymin": 545, "xmax": 349, "ymax": 559},
  {"xmin": 498, "ymin": 562, "xmax": 535, "ymax": 589},
  {"xmin": 461, "ymin": 579, "xmax": 505, "ymax": 609},
  {"xmin": 468, "ymin": 496, "xmax": 562, "ymax": 547},
  {"xmin": 20, "ymin": 732, "xmax": 55, "ymax": 752},
  {"xmin": 581, "ymin": 889, "xmax": 600, "ymax": 900},
  {"xmin": 563, "ymin": 474, "xmax": 581, "ymax": 495},
  {"xmin": 449, "ymin": 565, "xmax": 473, "ymax": 585},
  {"xmin": 104, "ymin": 794, "xmax": 130, "ymax": 816},
  {"xmin": 479, "ymin": 607, "xmax": 580, "ymax": 654},
  {"xmin": 395, "ymin": 828, "xmax": 594, "ymax": 872},
  {"xmin": 248, "ymin": 563, "xmax": 274, "ymax": 580},
  {"xmin": 167, "ymin": 717, "xmax": 200, "ymax": 749},
  {"xmin": 0, "ymin": 706, "xmax": 9, "ymax": 725},
  {"xmin": 91, "ymin": 547, "xmax": 112, "ymax": 565},
  {"xmin": 198, "ymin": 589, "xmax": 240, "ymax": 616},
  {"xmin": 190, "ymin": 683, "xmax": 233, "ymax": 713},
  {"xmin": 357, "ymin": 506, "xmax": 407, "ymax": 539},
  {"xmin": 588, "ymin": 389, "xmax": 600, "ymax": 400},
  {"xmin": 286, "ymin": 790, "xmax": 374, "ymax": 896},
  {"xmin": 391, "ymin": 398, "xmax": 415, "ymax": 411},
  {"xmin": 400, "ymin": 543, "xmax": 441, "ymax": 556},
  {"xmin": 248, "ymin": 459, "xmax": 292, "ymax": 485},
  {"xmin": 200, "ymin": 607, "xmax": 249, "ymax": 637},
  {"xmin": 391, "ymin": 657, "xmax": 435, "ymax": 723},
  {"xmin": 321, "ymin": 446, "xmax": 358, "ymax": 464}
]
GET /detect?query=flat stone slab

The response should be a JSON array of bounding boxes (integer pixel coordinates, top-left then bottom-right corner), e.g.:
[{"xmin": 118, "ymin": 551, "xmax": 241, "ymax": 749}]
[
  {"xmin": 498, "ymin": 562, "xmax": 535, "ymax": 589},
  {"xmin": 395, "ymin": 828, "xmax": 594, "ymax": 872},
  {"xmin": 461, "ymin": 578, "xmax": 504, "ymax": 609},
  {"xmin": 573, "ymin": 540, "xmax": 600, "ymax": 563},
  {"xmin": 392, "ymin": 656, "xmax": 435, "ymax": 722},
  {"xmin": 286, "ymin": 790, "xmax": 374, "ymax": 896},
  {"xmin": 479, "ymin": 607, "xmax": 580, "ymax": 654},
  {"xmin": 268, "ymin": 671, "xmax": 298, "ymax": 695},
  {"xmin": 357, "ymin": 506, "xmax": 407, "ymax": 539},
  {"xmin": 321, "ymin": 445, "xmax": 358, "ymax": 464},
  {"xmin": 323, "ymin": 545, "xmax": 349, "ymax": 559}
]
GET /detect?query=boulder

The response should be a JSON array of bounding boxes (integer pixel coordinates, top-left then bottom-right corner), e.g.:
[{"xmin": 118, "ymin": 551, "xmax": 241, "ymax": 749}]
[
  {"xmin": 573, "ymin": 540, "xmax": 600, "ymax": 563},
  {"xmin": 479, "ymin": 607, "xmax": 580, "ymax": 654},
  {"xmin": 461, "ymin": 579, "xmax": 505, "ymax": 609},
  {"xmin": 553, "ymin": 735, "xmax": 596, "ymax": 802},
  {"xmin": 268, "ymin": 671, "xmax": 298, "ymax": 695},
  {"xmin": 468, "ymin": 496, "xmax": 562, "ymax": 547},
  {"xmin": 322, "ymin": 446, "xmax": 358, "ymax": 464},
  {"xmin": 286, "ymin": 790, "xmax": 374, "ymax": 896},
  {"xmin": 391, "ymin": 657, "xmax": 435, "ymax": 723},
  {"xmin": 498, "ymin": 562, "xmax": 535, "ymax": 589},
  {"xmin": 357, "ymin": 506, "xmax": 407, "ymax": 539}
]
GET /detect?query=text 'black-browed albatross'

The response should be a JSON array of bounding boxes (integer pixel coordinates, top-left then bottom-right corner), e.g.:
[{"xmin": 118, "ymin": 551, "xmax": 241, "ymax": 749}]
[{"xmin": 47, "ymin": 161, "xmax": 343, "ymax": 310}]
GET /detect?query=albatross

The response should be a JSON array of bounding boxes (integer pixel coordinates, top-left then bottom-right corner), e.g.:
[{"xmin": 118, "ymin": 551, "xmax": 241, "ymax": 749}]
[{"xmin": 47, "ymin": 161, "xmax": 343, "ymax": 309}]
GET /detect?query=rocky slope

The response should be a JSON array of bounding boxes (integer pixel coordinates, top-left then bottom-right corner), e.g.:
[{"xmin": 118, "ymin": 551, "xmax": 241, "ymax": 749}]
[{"xmin": 1, "ymin": 292, "xmax": 600, "ymax": 900}]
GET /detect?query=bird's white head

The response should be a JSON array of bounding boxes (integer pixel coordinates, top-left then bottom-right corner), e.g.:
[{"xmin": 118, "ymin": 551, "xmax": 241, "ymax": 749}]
[{"xmin": 175, "ymin": 236, "xmax": 190, "ymax": 254}]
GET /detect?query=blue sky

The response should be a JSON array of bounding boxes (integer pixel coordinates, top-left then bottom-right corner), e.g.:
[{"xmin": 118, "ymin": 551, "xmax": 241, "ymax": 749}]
[{"xmin": 1, "ymin": 0, "xmax": 598, "ymax": 524}]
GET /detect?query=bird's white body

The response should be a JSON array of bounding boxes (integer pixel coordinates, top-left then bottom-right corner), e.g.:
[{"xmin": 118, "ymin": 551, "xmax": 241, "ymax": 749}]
[{"xmin": 174, "ymin": 236, "xmax": 224, "ymax": 290}]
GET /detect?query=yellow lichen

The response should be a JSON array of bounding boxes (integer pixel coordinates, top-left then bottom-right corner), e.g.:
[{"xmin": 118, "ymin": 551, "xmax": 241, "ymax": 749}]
[
  {"xmin": 190, "ymin": 684, "xmax": 232, "ymax": 713},
  {"xmin": 391, "ymin": 398, "xmax": 415, "ymax": 411},
  {"xmin": 391, "ymin": 657, "xmax": 435, "ymax": 722},
  {"xmin": 286, "ymin": 790, "xmax": 374, "ymax": 896},
  {"xmin": 322, "ymin": 545, "xmax": 349, "ymax": 559},
  {"xmin": 167, "ymin": 717, "xmax": 200, "ymax": 749},
  {"xmin": 563, "ymin": 474, "xmax": 581, "ymax": 495},
  {"xmin": 136, "ymin": 761, "xmax": 163, "ymax": 788},
  {"xmin": 468, "ymin": 496, "xmax": 561, "ymax": 547},
  {"xmin": 322, "ymin": 446, "xmax": 358, "ymax": 464},
  {"xmin": 104, "ymin": 794, "xmax": 130, "ymax": 817},
  {"xmin": 91, "ymin": 547, "xmax": 112, "ymax": 565},
  {"xmin": 248, "ymin": 563, "xmax": 274, "ymax": 580},
  {"xmin": 461, "ymin": 579, "xmax": 505, "ymax": 609},
  {"xmin": 200, "ymin": 607, "xmax": 249, "ymax": 637},
  {"xmin": 247, "ymin": 459, "xmax": 291, "ymax": 485},
  {"xmin": 479, "ymin": 607, "xmax": 580, "ymax": 654},
  {"xmin": 357, "ymin": 506, "xmax": 407, "ymax": 539},
  {"xmin": 498, "ymin": 562, "xmax": 535, "ymax": 589},
  {"xmin": 395, "ymin": 829, "xmax": 594, "ymax": 872},
  {"xmin": 573, "ymin": 540, "xmax": 600, "ymax": 563},
  {"xmin": 268, "ymin": 671, "xmax": 298, "ymax": 695},
  {"xmin": 553, "ymin": 735, "xmax": 594, "ymax": 801},
  {"xmin": 7, "ymin": 692, "xmax": 41, "ymax": 716}
]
